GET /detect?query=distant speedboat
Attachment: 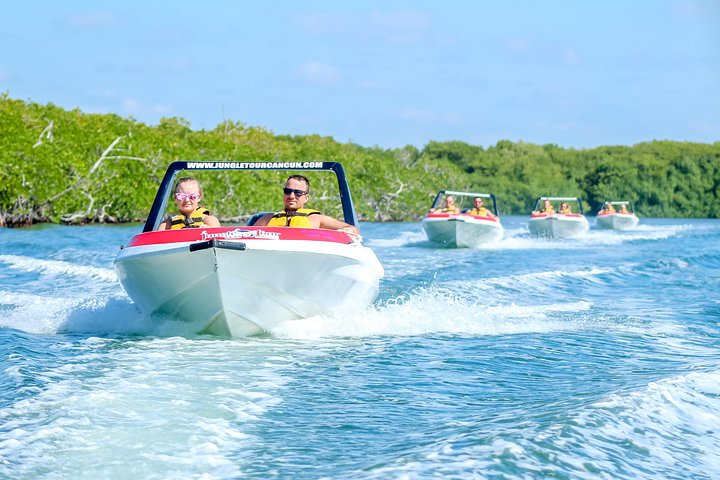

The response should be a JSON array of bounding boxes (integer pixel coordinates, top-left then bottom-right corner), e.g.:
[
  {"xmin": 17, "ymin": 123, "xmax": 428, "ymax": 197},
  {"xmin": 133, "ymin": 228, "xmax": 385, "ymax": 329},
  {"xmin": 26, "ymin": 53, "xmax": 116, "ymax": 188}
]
[
  {"xmin": 421, "ymin": 191, "xmax": 503, "ymax": 247},
  {"xmin": 527, "ymin": 196, "xmax": 589, "ymax": 238},
  {"xmin": 114, "ymin": 161, "xmax": 384, "ymax": 337},
  {"xmin": 595, "ymin": 201, "xmax": 639, "ymax": 230}
]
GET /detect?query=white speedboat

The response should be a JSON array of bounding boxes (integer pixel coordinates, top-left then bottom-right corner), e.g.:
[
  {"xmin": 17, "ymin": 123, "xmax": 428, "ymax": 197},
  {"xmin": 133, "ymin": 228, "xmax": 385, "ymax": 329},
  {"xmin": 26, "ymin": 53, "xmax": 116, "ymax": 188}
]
[
  {"xmin": 114, "ymin": 161, "xmax": 384, "ymax": 337},
  {"xmin": 527, "ymin": 196, "xmax": 589, "ymax": 238},
  {"xmin": 595, "ymin": 201, "xmax": 639, "ymax": 230},
  {"xmin": 421, "ymin": 191, "xmax": 503, "ymax": 247}
]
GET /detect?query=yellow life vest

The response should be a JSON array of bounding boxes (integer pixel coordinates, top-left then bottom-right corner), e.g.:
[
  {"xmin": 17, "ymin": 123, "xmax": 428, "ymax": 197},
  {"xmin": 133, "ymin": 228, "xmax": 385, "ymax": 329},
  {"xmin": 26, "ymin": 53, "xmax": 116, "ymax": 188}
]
[
  {"xmin": 468, "ymin": 207, "xmax": 490, "ymax": 216},
  {"xmin": 560, "ymin": 207, "xmax": 572, "ymax": 214},
  {"xmin": 267, "ymin": 208, "xmax": 321, "ymax": 227},
  {"xmin": 169, "ymin": 207, "xmax": 210, "ymax": 229},
  {"xmin": 439, "ymin": 207, "xmax": 457, "ymax": 213}
]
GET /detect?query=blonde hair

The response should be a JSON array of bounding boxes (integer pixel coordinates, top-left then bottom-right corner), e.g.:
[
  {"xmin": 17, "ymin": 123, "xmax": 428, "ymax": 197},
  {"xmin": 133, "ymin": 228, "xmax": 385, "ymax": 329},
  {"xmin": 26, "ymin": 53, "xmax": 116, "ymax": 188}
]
[{"xmin": 174, "ymin": 177, "xmax": 202, "ymax": 193}]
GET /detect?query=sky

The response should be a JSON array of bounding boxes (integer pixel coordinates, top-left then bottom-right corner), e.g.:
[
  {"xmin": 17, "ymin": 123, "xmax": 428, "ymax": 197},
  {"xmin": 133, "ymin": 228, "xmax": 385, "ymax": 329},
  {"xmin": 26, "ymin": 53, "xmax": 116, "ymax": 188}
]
[{"xmin": 1, "ymin": 0, "xmax": 718, "ymax": 150}]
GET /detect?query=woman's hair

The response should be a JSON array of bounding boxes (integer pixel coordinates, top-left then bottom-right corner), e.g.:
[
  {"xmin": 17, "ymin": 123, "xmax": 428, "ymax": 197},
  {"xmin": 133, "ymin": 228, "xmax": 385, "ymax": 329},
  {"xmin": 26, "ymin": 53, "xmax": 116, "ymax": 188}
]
[{"xmin": 174, "ymin": 177, "xmax": 201, "ymax": 193}]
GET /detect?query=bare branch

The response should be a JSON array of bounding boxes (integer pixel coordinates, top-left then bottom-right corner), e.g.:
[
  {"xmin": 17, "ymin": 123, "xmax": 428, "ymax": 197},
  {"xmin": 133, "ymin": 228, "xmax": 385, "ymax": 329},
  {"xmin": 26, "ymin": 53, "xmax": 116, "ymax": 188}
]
[
  {"xmin": 60, "ymin": 192, "xmax": 94, "ymax": 224},
  {"xmin": 89, "ymin": 136, "xmax": 126, "ymax": 175},
  {"xmin": 98, "ymin": 203, "xmax": 118, "ymax": 223},
  {"xmin": 46, "ymin": 184, "xmax": 79, "ymax": 204},
  {"xmin": 385, "ymin": 180, "xmax": 405, "ymax": 198},
  {"xmin": 84, "ymin": 192, "xmax": 95, "ymax": 214},
  {"xmin": 32, "ymin": 120, "xmax": 54, "ymax": 148}
]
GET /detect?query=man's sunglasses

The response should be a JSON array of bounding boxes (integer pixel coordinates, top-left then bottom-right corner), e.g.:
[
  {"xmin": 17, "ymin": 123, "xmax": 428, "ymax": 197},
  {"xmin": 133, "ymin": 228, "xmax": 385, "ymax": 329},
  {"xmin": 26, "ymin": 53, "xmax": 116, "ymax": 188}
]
[
  {"xmin": 174, "ymin": 192, "xmax": 201, "ymax": 201},
  {"xmin": 283, "ymin": 187, "xmax": 308, "ymax": 197}
]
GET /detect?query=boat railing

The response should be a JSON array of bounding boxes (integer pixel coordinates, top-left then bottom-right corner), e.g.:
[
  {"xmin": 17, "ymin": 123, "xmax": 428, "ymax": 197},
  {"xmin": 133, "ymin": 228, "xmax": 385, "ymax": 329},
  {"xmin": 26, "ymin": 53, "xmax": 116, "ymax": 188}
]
[
  {"xmin": 430, "ymin": 190, "xmax": 500, "ymax": 217},
  {"xmin": 143, "ymin": 161, "xmax": 357, "ymax": 233}
]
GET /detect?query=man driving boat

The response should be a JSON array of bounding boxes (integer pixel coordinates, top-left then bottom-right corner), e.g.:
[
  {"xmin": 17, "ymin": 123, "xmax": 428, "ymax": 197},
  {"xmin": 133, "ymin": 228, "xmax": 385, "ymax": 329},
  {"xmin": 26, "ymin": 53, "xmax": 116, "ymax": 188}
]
[
  {"xmin": 467, "ymin": 197, "xmax": 496, "ymax": 218},
  {"xmin": 253, "ymin": 175, "xmax": 360, "ymax": 235}
]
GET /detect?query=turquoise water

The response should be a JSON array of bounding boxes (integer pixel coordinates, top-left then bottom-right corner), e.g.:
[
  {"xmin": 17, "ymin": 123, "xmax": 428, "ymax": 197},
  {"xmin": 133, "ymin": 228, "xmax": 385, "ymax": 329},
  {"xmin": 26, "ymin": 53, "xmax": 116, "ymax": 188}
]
[{"xmin": 1, "ymin": 217, "xmax": 719, "ymax": 479}]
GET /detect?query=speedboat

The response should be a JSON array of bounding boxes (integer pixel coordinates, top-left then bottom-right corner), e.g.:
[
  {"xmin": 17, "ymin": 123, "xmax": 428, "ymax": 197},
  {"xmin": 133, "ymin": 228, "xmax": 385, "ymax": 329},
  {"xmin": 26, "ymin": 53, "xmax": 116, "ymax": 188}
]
[
  {"xmin": 114, "ymin": 161, "xmax": 384, "ymax": 337},
  {"xmin": 595, "ymin": 201, "xmax": 639, "ymax": 230},
  {"xmin": 527, "ymin": 196, "xmax": 589, "ymax": 238},
  {"xmin": 421, "ymin": 191, "xmax": 503, "ymax": 247}
]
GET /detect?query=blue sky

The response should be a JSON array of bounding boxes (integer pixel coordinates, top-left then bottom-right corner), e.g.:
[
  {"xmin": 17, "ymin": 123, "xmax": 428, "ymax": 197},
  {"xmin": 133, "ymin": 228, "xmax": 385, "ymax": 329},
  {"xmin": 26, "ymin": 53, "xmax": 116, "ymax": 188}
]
[{"xmin": 1, "ymin": 1, "xmax": 718, "ymax": 149}]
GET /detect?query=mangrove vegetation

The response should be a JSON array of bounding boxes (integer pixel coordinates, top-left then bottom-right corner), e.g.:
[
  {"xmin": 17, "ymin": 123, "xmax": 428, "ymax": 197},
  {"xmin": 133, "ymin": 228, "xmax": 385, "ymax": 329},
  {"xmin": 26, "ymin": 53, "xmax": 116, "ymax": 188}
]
[{"xmin": 1, "ymin": 94, "xmax": 718, "ymax": 227}]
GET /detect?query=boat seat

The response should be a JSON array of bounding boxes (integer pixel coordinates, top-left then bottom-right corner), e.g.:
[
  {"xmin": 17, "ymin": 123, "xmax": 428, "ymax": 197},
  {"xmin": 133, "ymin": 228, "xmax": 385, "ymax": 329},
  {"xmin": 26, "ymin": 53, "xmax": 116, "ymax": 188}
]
[{"xmin": 246, "ymin": 212, "xmax": 273, "ymax": 226}]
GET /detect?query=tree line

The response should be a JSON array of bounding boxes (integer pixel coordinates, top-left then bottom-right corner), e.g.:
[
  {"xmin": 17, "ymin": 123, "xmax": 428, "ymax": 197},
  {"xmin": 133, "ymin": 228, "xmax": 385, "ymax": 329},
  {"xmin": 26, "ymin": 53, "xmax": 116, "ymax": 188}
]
[{"xmin": 1, "ymin": 94, "xmax": 718, "ymax": 227}]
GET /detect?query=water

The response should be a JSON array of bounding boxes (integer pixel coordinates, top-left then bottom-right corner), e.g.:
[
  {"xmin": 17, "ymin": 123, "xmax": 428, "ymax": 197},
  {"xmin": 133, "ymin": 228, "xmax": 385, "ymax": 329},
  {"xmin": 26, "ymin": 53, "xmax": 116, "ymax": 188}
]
[{"xmin": 1, "ymin": 217, "xmax": 719, "ymax": 479}]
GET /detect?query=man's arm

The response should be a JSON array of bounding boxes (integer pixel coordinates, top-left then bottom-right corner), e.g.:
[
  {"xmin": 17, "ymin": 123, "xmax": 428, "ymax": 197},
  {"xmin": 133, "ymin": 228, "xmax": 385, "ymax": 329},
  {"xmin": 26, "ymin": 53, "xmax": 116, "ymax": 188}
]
[
  {"xmin": 315, "ymin": 214, "xmax": 360, "ymax": 235},
  {"xmin": 252, "ymin": 213, "xmax": 272, "ymax": 226}
]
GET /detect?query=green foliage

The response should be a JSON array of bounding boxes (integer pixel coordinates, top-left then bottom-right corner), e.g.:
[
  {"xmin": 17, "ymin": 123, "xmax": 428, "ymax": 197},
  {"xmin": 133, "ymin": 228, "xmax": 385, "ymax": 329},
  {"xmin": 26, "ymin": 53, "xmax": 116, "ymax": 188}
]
[
  {"xmin": 420, "ymin": 138, "xmax": 719, "ymax": 218},
  {"xmin": 0, "ymin": 95, "xmax": 718, "ymax": 226}
]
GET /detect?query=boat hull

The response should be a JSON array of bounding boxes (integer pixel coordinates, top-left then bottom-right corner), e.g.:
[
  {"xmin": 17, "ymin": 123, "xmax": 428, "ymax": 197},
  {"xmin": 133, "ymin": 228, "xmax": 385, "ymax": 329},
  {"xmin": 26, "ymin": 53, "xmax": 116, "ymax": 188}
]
[
  {"xmin": 595, "ymin": 213, "xmax": 639, "ymax": 230},
  {"xmin": 421, "ymin": 214, "xmax": 503, "ymax": 247},
  {"xmin": 528, "ymin": 214, "xmax": 589, "ymax": 238},
  {"xmin": 114, "ymin": 227, "xmax": 384, "ymax": 337}
]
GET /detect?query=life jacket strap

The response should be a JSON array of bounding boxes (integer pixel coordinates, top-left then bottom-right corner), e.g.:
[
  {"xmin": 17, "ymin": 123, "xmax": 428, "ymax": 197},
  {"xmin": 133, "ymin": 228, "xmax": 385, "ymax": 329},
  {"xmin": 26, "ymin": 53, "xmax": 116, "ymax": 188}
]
[{"xmin": 271, "ymin": 210, "xmax": 320, "ymax": 227}]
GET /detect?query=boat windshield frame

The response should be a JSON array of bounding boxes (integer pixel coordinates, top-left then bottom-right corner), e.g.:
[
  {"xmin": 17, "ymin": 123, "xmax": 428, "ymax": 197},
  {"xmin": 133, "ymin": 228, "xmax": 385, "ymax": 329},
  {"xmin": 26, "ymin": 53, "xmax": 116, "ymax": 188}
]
[
  {"xmin": 603, "ymin": 201, "xmax": 635, "ymax": 214},
  {"xmin": 532, "ymin": 196, "xmax": 585, "ymax": 215},
  {"xmin": 430, "ymin": 190, "xmax": 500, "ymax": 216},
  {"xmin": 143, "ymin": 161, "xmax": 357, "ymax": 233}
]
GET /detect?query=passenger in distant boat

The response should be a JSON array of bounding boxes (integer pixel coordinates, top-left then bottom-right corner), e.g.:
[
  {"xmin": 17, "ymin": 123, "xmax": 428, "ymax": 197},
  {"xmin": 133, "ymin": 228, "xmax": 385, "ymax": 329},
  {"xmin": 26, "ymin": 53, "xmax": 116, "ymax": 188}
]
[
  {"xmin": 467, "ymin": 197, "xmax": 496, "ymax": 218},
  {"xmin": 158, "ymin": 177, "xmax": 221, "ymax": 230},
  {"xmin": 601, "ymin": 203, "xmax": 616, "ymax": 214},
  {"xmin": 559, "ymin": 202, "xmax": 572, "ymax": 214},
  {"xmin": 619, "ymin": 204, "xmax": 629, "ymax": 214},
  {"xmin": 532, "ymin": 199, "xmax": 555, "ymax": 215},
  {"xmin": 253, "ymin": 175, "xmax": 360, "ymax": 235},
  {"xmin": 430, "ymin": 195, "xmax": 461, "ymax": 214}
]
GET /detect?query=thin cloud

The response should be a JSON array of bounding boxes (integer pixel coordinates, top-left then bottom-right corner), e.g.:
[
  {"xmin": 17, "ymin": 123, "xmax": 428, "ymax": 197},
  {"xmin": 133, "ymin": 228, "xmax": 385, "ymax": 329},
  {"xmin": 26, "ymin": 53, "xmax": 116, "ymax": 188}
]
[
  {"xmin": 673, "ymin": 0, "xmax": 710, "ymax": 16},
  {"xmin": 565, "ymin": 48, "xmax": 581, "ymax": 66},
  {"xmin": 354, "ymin": 80, "xmax": 398, "ymax": 94},
  {"xmin": 98, "ymin": 59, "xmax": 192, "ymax": 75},
  {"xmin": 390, "ymin": 108, "xmax": 435, "ymax": 122},
  {"xmin": 389, "ymin": 108, "xmax": 463, "ymax": 125},
  {"xmin": 504, "ymin": 37, "xmax": 531, "ymax": 53},
  {"xmin": 503, "ymin": 36, "xmax": 584, "ymax": 68},
  {"xmin": 441, "ymin": 112, "xmax": 464, "ymax": 125},
  {"xmin": 88, "ymin": 89, "xmax": 117, "ymax": 99},
  {"xmin": 688, "ymin": 120, "xmax": 719, "ymax": 136},
  {"xmin": 295, "ymin": 10, "xmax": 431, "ymax": 43},
  {"xmin": 297, "ymin": 62, "xmax": 341, "ymax": 86},
  {"xmin": 122, "ymin": 97, "xmax": 172, "ymax": 117},
  {"xmin": 536, "ymin": 121, "xmax": 577, "ymax": 132},
  {"xmin": 370, "ymin": 11, "xmax": 430, "ymax": 30},
  {"xmin": 294, "ymin": 13, "xmax": 350, "ymax": 35},
  {"xmin": 147, "ymin": 29, "xmax": 188, "ymax": 43},
  {"xmin": 64, "ymin": 11, "xmax": 116, "ymax": 29},
  {"xmin": 369, "ymin": 10, "xmax": 431, "ymax": 42}
]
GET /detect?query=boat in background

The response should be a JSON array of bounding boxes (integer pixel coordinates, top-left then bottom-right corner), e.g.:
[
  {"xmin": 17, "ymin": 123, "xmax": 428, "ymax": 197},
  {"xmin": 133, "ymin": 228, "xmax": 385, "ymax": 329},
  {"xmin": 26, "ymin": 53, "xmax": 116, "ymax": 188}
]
[
  {"xmin": 595, "ymin": 201, "xmax": 640, "ymax": 230},
  {"xmin": 114, "ymin": 161, "xmax": 384, "ymax": 337},
  {"xmin": 527, "ymin": 196, "xmax": 589, "ymax": 238},
  {"xmin": 421, "ymin": 191, "xmax": 503, "ymax": 247}
]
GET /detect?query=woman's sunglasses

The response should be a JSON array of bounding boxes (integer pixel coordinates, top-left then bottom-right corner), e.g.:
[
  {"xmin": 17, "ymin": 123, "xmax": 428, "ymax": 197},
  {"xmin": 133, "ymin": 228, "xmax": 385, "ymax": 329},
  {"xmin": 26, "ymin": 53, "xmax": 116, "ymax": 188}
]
[
  {"xmin": 174, "ymin": 192, "xmax": 201, "ymax": 201},
  {"xmin": 283, "ymin": 187, "xmax": 308, "ymax": 197}
]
